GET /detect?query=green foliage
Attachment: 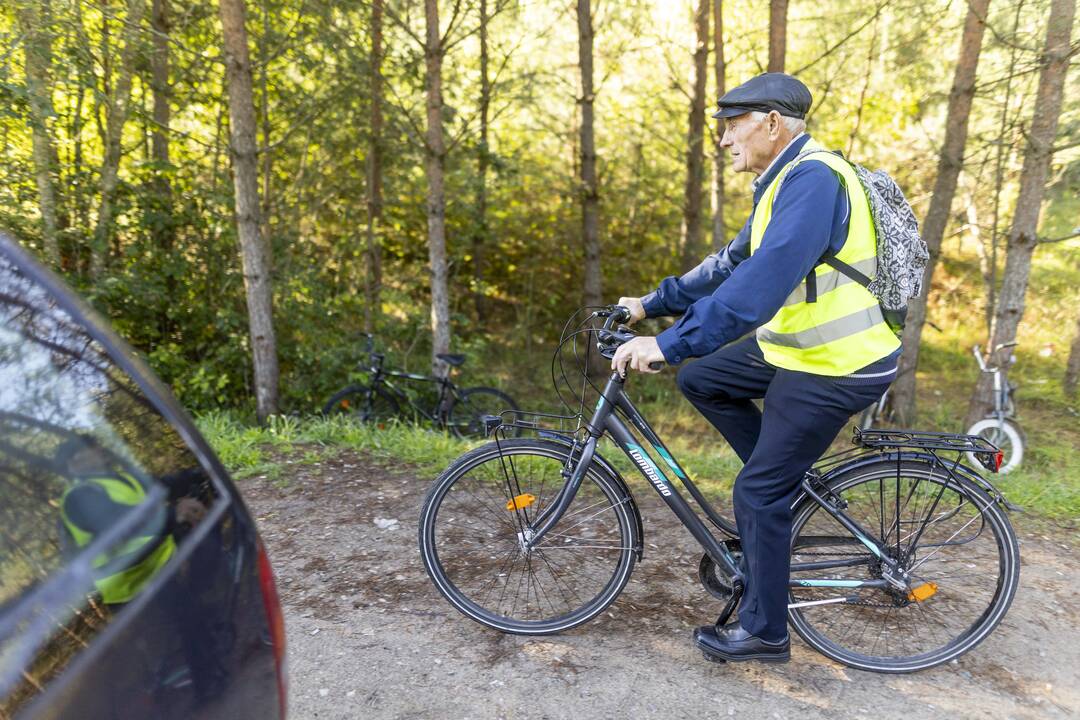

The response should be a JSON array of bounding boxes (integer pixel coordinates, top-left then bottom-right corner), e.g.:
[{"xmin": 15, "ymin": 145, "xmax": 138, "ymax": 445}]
[{"xmin": 0, "ymin": 0, "xmax": 1076, "ymax": 517}]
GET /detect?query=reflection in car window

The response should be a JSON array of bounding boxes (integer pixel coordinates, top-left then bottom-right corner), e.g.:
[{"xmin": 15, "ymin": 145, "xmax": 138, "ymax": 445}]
[{"xmin": 0, "ymin": 253, "xmax": 218, "ymax": 714}]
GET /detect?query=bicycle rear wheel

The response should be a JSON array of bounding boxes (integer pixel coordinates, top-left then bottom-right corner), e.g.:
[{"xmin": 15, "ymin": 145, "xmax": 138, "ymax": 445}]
[
  {"xmin": 446, "ymin": 386, "xmax": 522, "ymax": 438},
  {"xmin": 788, "ymin": 458, "xmax": 1019, "ymax": 673},
  {"xmin": 419, "ymin": 439, "xmax": 637, "ymax": 634}
]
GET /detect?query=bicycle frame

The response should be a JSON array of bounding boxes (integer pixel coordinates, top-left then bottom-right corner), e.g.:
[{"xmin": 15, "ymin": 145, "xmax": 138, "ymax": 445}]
[
  {"xmin": 518, "ymin": 371, "xmax": 899, "ymax": 597},
  {"xmin": 367, "ymin": 364, "xmax": 460, "ymax": 423}
]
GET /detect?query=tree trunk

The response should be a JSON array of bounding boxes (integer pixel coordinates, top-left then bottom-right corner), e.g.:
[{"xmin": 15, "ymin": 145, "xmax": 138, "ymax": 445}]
[
  {"xmin": 424, "ymin": 0, "xmax": 452, "ymax": 378},
  {"xmin": 965, "ymin": 0, "xmax": 1074, "ymax": 427},
  {"xmin": 1065, "ymin": 314, "xmax": 1080, "ymax": 398},
  {"xmin": 577, "ymin": 0, "xmax": 602, "ymax": 307},
  {"xmin": 889, "ymin": 0, "xmax": 991, "ymax": 425},
  {"xmin": 91, "ymin": 0, "xmax": 147, "ymax": 278},
  {"xmin": 473, "ymin": 0, "xmax": 491, "ymax": 322},
  {"xmin": 710, "ymin": 0, "xmax": 726, "ymax": 251},
  {"xmin": 680, "ymin": 0, "xmax": 709, "ymax": 273},
  {"xmin": 259, "ymin": 0, "xmax": 272, "ymax": 241},
  {"xmin": 149, "ymin": 0, "xmax": 176, "ymax": 334},
  {"xmin": 768, "ymin": 0, "xmax": 788, "ymax": 73},
  {"xmin": 16, "ymin": 0, "xmax": 63, "ymax": 267},
  {"xmin": 219, "ymin": 0, "xmax": 280, "ymax": 421},
  {"xmin": 364, "ymin": 0, "xmax": 384, "ymax": 334}
]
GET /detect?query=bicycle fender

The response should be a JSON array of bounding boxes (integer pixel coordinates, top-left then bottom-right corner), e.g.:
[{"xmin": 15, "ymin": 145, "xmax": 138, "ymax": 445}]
[{"xmin": 536, "ymin": 431, "xmax": 645, "ymax": 561}]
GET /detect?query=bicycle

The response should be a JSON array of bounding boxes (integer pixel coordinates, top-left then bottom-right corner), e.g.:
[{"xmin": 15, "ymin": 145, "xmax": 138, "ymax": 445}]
[
  {"xmin": 322, "ymin": 334, "xmax": 521, "ymax": 438},
  {"xmin": 419, "ymin": 306, "xmax": 1019, "ymax": 673},
  {"xmin": 966, "ymin": 342, "xmax": 1024, "ymax": 475}
]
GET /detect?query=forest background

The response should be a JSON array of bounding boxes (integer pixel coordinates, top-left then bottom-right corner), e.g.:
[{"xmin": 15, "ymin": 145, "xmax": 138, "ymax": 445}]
[{"xmin": 1, "ymin": 0, "xmax": 1078, "ymax": 519}]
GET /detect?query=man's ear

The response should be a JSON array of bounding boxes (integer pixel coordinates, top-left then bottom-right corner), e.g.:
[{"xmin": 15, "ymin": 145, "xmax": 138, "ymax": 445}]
[{"xmin": 768, "ymin": 111, "xmax": 782, "ymax": 139}]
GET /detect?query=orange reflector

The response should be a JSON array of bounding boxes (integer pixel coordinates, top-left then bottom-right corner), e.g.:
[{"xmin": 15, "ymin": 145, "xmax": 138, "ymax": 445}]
[
  {"xmin": 340, "ymin": 399, "xmax": 350, "ymax": 409},
  {"xmin": 506, "ymin": 494, "xmax": 536, "ymax": 511},
  {"xmin": 908, "ymin": 582, "xmax": 938, "ymax": 602}
]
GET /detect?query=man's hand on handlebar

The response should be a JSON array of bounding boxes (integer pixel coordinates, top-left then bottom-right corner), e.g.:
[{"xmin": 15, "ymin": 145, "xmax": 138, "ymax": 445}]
[
  {"xmin": 611, "ymin": 336, "xmax": 665, "ymax": 377},
  {"xmin": 616, "ymin": 297, "xmax": 646, "ymax": 326}
]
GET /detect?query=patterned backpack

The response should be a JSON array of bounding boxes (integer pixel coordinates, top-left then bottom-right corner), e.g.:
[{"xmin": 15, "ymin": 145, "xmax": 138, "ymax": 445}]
[{"xmin": 797, "ymin": 150, "xmax": 929, "ymax": 334}]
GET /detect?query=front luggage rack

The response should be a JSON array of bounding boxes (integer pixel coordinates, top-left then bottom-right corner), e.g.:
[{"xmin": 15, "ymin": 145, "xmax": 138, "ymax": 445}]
[
  {"xmin": 853, "ymin": 428, "xmax": 1004, "ymax": 473},
  {"xmin": 482, "ymin": 410, "xmax": 584, "ymax": 440}
]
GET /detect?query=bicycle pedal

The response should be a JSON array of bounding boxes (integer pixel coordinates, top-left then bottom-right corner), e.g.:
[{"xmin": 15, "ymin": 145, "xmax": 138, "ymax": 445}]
[{"xmin": 701, "ymin": 651, "xmax": 727, "ymax": 664}]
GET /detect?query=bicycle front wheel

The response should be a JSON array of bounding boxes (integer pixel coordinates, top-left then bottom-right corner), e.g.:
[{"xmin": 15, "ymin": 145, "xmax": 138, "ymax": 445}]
[
  {"xmin": 419, "ymin": 439, "xmax": 637, "ymax": 634},
  {"xmin": 321, "ymin": 384, "xmax": 399, "ymax": 424},
  {"xmin": 788, "ymin": 458, "xmax": 1019, "ymax": 673}
]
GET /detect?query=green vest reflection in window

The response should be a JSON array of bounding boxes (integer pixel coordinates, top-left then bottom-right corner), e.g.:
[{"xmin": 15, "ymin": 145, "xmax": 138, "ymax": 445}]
[{"xmin": 58, "ymin": 437, "xmax": 177, "ymax": 605}]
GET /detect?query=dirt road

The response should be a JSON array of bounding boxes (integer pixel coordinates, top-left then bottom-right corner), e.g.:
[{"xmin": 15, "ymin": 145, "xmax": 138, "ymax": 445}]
[{"xmin": 242, "ymin": 448, "xmax": 1078, "ymax": 719}]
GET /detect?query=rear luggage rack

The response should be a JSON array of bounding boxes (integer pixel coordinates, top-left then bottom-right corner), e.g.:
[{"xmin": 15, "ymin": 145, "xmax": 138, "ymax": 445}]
[
  {"xmin": 855, "ymin": 428, "xmax": 996, "ymax": 453},
  {"xmin": 853, "ymin": 428, "xmax": 1003, "ymax": 473}
]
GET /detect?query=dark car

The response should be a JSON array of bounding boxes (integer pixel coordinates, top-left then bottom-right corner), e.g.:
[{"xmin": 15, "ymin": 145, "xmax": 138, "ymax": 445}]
[{"xmin": 0, "ymin": 232, "xmax": 286, "ymax": 719}]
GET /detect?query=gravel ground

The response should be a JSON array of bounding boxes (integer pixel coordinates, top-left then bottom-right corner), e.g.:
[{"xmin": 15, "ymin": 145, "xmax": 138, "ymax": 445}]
[{"xmin": 242, "ymin": 448, "xmax": 1078, "ymax": 720}]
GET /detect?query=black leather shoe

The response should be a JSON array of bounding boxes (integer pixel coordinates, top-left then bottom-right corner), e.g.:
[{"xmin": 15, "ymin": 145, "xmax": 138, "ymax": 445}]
[{"xmin": 693, "ymin": 622, "xmax": 790, "ymax": 663}]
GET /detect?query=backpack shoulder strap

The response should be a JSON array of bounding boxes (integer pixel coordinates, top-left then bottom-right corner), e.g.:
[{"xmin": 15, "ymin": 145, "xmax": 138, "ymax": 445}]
[{"xmin": 820, "ymin": 252, "xmax": 871, "ymax": 288}]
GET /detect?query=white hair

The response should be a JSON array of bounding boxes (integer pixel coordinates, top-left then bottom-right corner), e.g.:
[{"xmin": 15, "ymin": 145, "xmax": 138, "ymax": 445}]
[{"xmin": 750, "ymin": 110, "xmax": 806, "ymax": 135}]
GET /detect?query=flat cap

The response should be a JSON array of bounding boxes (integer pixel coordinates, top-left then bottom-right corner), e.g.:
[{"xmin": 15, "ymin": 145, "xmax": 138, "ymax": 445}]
[{"xmin": 713, "ymin": 72, "xmax": 812, "ymax": 119}]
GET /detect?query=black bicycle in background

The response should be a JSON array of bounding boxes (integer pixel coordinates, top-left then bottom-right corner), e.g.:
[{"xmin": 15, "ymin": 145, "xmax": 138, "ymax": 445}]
[
  {"xmin": 419, "ymin": 306, "xmax": 1019, "ymax": 673},
  {"xmin": 322, "ymin": 334, "xmax": 521, "ymax": 438}
]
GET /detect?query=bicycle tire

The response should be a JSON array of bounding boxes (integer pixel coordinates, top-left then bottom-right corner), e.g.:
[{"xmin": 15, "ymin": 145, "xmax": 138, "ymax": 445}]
[
  {"xmin": 321, "ymin": 384, "xmax": 400, "ymax": 424},
  {"xmin": 787, "ymin": 458, "xmax": 1019, "ymax": 673},
  {"xmin": 446, "ymin": 386, "xmax": 523, "ymax": 438},
  {"xmin": 966, "ymin": 418, "xmax": 1024, "ymax": 475},
  {"xmin": 419, "ymin": 439, "xmax": 637, "ymax": 634}
]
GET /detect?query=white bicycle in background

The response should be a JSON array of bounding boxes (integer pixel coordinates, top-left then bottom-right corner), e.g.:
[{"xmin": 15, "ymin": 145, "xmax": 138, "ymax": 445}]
[{"xmin": 966, "ymin": 342, "xmax": 1024, "ymax": 475}]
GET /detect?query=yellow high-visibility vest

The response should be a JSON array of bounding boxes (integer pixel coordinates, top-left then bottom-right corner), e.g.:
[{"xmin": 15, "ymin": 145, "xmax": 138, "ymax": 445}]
[
  {"xmin": 60, "ymin": 472, "xmax": 175, "ymax": 604},
  {"xmin": 750, "ymin": 139, "xmax": 900, "ymax": 375}
]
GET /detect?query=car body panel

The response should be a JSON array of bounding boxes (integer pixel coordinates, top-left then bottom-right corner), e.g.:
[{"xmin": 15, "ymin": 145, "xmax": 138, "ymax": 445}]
[{"xmin": 0, "ymin": 232, "xmax": 285, "ymax": 719}]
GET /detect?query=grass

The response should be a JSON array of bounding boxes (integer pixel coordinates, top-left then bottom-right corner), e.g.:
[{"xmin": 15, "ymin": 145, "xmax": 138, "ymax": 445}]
[
  {"xmin": 198, "ymin": 366, "xmax": 1079, "ymax": 528},
  {"xmin": 198, "ymin": 236, "xmax": 1080, "ymax": 526}
]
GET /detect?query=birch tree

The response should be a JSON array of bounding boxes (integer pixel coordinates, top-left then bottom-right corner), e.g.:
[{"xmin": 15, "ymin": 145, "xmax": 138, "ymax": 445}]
[
  {"xmin": 578, "ymin": 0, "xmax": 602, "ymax": 307},
  {"xmin": 16, "ymin": 0, "xmax": 63, "ymax": 266},
  {"xmin": 768, "ymin": 0, "xmax": 788, "ymax": 72},
  {"xmin": 890, "ymin": 0, "xmax": 992, "ymax": 425},
  {"xmin": 91, "ymin": 0, "xmax": 147, "ymax": 278},
  {"xmin": 473, "ymin": 0, "xmax": 491, "ymax": 321},
  {"xmin": 965, "ymin": 0, "xmax": 1075, "ymax": 426},
  {"xmin": 424, "ymin": 0, "xmax": 452, "ymax": 377},
  {"xmin": 219, "ymin": 0, "xmax": 279, "ymax": 420},
  {"xmin": 680, "ymin": 0, "xmax": 709, "ymax": 272},
  {"xmin": 710, "ymin": 0, "xmax": 726, "ymax": 250},
  {"xmin": 365, "ymin": 0, "xmax": 384, "ymax": 334}
]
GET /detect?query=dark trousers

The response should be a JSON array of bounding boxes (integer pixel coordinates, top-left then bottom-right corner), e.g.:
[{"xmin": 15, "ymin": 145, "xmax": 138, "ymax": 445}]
[{"xmin": 676, "ymin": 337, "xmax": 891, "ymax": 642}]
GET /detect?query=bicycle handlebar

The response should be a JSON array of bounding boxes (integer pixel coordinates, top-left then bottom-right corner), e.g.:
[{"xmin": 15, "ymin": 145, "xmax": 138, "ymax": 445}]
[
  {"xmin": 594, "ymin": 305, "xmax": 665, "ymax": 372},
  {"xmin": 972, "ymin": 345, "xmax": 987, "ymax": 372},
  {"xmin": 974, "ymin": 341, "xmax": 1019, "ymax": 373}
]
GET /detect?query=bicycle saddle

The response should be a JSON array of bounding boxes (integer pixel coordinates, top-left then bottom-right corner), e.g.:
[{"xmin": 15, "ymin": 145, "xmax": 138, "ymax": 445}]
[{"xmin": 436, "ymin": 353, "xmax": 466, "ymax": 367}]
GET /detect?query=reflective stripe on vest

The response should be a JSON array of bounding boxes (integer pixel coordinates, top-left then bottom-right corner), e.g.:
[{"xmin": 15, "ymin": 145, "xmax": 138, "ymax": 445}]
[
  {"xmin": 60, "ymin": 472, "xmax": 175, "ymax": 604},
  {"xmin": 749, "ymin": 139, "xmax": 900, "ymax": 376}
]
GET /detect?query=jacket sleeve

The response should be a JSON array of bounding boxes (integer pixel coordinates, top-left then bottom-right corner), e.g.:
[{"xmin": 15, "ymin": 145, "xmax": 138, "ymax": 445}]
[
  {"xmin": 640, "ymin": 215, "xmax": 753, "ymax": 318},
  {"xmin": 655, "ymin": 161, "xmax": 847, "ymax": 364}
]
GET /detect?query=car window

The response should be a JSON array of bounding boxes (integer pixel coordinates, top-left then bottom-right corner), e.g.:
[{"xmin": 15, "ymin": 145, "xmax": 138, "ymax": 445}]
[{"xmin": 0, "ymin": 252, "xmax": 219, "ymax": 713}]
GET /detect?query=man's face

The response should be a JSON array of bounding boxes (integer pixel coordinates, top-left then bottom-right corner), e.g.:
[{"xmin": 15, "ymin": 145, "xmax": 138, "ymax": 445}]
[{"xmin": 719, "ymin": 112, "xmax": 779, "ymax": 175}]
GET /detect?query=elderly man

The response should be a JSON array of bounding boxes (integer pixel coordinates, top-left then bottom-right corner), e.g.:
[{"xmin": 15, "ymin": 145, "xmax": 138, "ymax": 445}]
[{"xmin": 612, "ymin": 73, "xmax": 900, "ymax": 663}]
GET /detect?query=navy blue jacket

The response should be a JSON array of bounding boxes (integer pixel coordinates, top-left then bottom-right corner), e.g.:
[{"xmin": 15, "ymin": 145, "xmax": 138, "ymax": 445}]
[{"xmin": 642, "ymin": 134, "xmax": 851, "ymax": 365}]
